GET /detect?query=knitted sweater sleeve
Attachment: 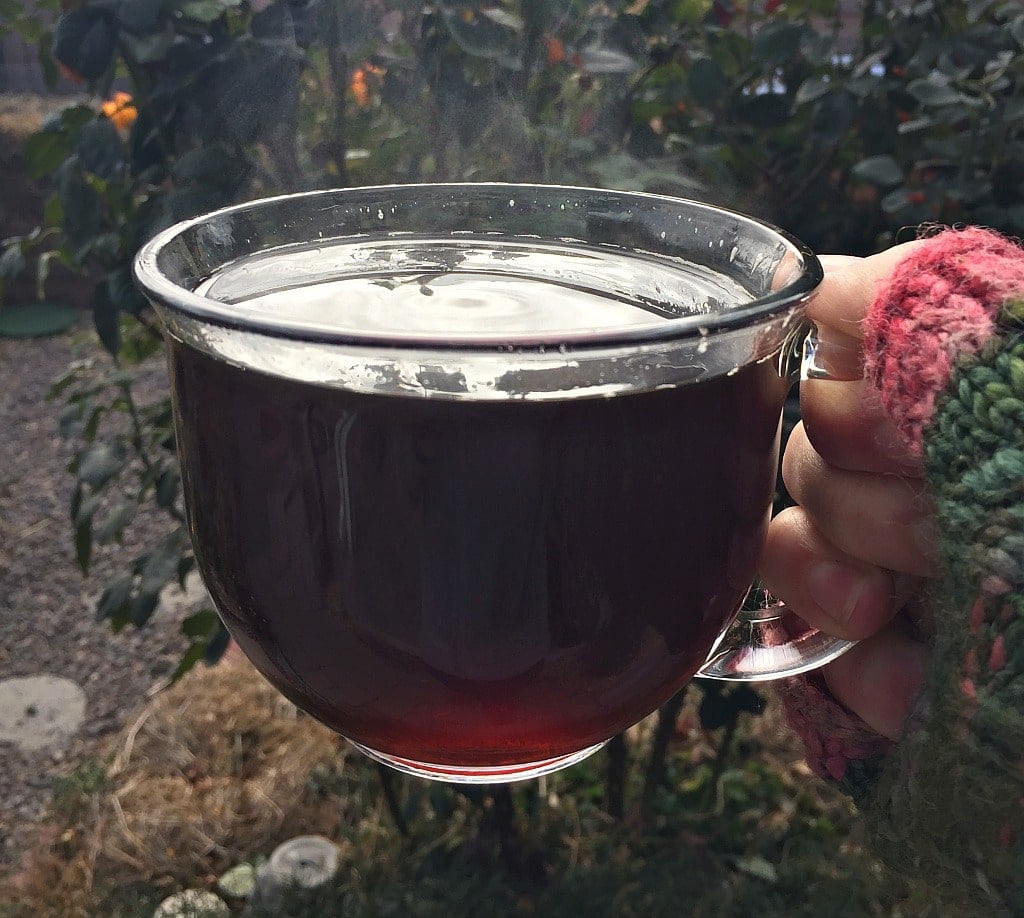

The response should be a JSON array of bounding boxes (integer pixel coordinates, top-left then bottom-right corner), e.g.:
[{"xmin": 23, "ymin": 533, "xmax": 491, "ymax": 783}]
[{"xmin": 779, "ymin": 227, "xmax": 1024, "ymax": 912}]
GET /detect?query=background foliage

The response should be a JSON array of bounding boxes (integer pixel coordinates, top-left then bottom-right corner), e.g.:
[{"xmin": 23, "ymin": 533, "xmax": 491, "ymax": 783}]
[
  {"xmin": 0, "ymin": 0, "xmax": 1022, "ymax": 910},
  {"xmin": 3, "ymin": 0, "xmax": 1022, "ymax": 675}
]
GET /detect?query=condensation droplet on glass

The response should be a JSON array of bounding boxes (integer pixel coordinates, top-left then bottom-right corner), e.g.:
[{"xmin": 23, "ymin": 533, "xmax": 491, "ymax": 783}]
[
  {"xmin": 697, "ymin": 326, "xmax": 710, "ymax": 337},
  {"xmin": 560, "ymin": 203, "xmax": 566, "ymax": 210},
  {"xmin": 377, "ymin": 209, "xmax": 384, "ymax": 220},
  {"xmin": 697, "ymin": 338, "xmax": 709, "ymax": 354},
  {"xmin": 660, "ymin": 231, "xmax": 666, "ymax": 240},
  {"xmin": 729, "ymin": 245, "xmax": 739, "ymax": 263},
  {"xmin": 509, "ymin": 199, "xmax": 515, "ymax": 207},
  {"xmin": 558, "ymin": 344, "xmax": 569, "ymax": 355},
  {"xmin": 726, "ymin": 366, "xmax": 739, "ymax": 377}
]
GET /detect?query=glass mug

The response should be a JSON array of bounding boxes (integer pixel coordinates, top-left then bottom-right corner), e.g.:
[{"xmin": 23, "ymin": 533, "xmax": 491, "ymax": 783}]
[{"xmin": 134, "ymin": 184, "xmax": 851, "ymax": 783}]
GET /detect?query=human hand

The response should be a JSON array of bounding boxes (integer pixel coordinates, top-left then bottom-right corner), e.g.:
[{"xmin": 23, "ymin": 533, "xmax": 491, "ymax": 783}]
[{"xmin": 760, "ymin": 243, "xmax": 937, "ymax": 741}]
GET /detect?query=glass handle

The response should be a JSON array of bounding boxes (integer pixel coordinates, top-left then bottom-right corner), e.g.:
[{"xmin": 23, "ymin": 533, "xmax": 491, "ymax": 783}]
[
  {"xmin": 697, "ymin": 599, "xmax": 856, "ymax": 681},
  {"xmin": 698, "ymin": 322, "xmax": 856, "ymax": 682}
]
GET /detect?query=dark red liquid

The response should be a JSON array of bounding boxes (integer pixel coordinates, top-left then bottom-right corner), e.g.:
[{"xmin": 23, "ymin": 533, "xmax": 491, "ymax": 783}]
[{"xmin": 169, "ymin": 341, "xmax": 786, "ymax": 766}]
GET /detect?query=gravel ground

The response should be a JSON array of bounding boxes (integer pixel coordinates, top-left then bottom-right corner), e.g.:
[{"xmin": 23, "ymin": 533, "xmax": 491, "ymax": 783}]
[{"xmin": 0, "ymin": 326, "xmax": 194, "ymax": 869}]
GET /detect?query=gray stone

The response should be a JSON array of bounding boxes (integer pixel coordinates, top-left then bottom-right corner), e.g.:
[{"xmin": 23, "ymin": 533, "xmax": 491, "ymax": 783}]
[
  {"xmin": 152, "ymin": 889, "xmax": 229, "ymax": 918},
  {"xmin": 216, "ymin": 862, "xmax": 257, "ymax": 900},
  {"xmin": 0, "ymin": 675, "xmax": 86, "ymax": 752},
  {"xmin": 249, "ymin": 835, "xmax": 339, "ymax": 912}
]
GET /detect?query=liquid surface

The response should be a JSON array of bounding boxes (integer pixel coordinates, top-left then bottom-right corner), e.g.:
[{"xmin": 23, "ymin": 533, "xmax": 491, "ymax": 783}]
[{"xmin": 195, "ymin": 238, "xmax": 751, "ymax": 341}]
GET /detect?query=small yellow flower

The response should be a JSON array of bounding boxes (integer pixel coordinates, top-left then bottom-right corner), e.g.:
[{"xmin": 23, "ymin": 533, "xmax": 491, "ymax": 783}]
[{"xmin": 101, "ymin": 91, "xmax": 138, "ymax": 131}]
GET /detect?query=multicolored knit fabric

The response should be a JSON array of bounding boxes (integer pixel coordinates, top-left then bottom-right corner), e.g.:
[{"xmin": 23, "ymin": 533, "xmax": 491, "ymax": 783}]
[{"xmin": 780, "ymin": 227, "xmax": 1024, "ymax": 911}]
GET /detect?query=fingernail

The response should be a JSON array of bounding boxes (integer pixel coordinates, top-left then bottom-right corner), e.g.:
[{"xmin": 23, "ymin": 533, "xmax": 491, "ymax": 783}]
[{"xmin": 807, "ymin": 561, "xmax": 866, "ymax": 628}]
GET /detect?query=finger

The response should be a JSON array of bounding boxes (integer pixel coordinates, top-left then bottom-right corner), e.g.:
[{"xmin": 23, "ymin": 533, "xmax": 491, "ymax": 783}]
[
  {"xmin": 760, "ymin": 506, "xmax": 898, "ymax": 641},
  {"xmin": 822, "ymin": 626, "xmax": 928, "ymax": 740},
  {"xmin": 783, "ymin": 423, "xmax": 939, "ymax": 577},
  {"xmin": 806, "ymin": 239, "xmax": 927, "ymax": 336},
  {"xmin": 800, "ymin": 376, "xmax": 922, "ymax": 476}
]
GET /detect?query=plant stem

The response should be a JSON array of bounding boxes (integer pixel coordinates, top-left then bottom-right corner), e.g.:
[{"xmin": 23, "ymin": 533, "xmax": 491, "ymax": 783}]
[
  {"xmin": 324, "ymin": 7, "xmax": 350, "ymax": 186},
  {"xmin": 640, "ymin": 686, "xmax": 688, "ymax": 826},
  {"xmin": 376, "ymin": 763, "xmax": 409, "ymax": 837},
  {"xmin": 606, "ymin": 732, "xmax": 627, "ymax": 821},
  {"xmin": 706, "ymin": 717, "xmax": 739, "ymax": 808}
]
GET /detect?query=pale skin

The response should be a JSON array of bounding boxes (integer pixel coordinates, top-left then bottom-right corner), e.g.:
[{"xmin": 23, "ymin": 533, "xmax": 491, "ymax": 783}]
[{"xmin": 760, "ymin": 242, "xmax": 936, "ymax": 741}]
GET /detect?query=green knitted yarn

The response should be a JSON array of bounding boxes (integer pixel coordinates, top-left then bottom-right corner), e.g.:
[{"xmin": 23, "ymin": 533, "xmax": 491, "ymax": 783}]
[{"xmin": 869, "ymin": 310, "xmax": 1024, "ymax": 913}]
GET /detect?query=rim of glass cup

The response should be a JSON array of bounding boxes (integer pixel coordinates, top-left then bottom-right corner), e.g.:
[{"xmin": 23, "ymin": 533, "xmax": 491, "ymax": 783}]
[{"xmin": 133, "ymin": 183, "xmax": 823, "ymax": 352}]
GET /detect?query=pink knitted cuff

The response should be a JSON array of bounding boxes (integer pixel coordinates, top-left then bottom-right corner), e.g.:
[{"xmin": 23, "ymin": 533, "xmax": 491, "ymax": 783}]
[
  {"xmin": 778, "ymin": 674, "xmax": 892, "ymax": 784},
  {"xmin": 782, "ymin": 226, "xmax": 1024, "ymax": 786},
  {"xmin": 862, "ymin": 226, "xmax": 1024, "ymax": 455}
]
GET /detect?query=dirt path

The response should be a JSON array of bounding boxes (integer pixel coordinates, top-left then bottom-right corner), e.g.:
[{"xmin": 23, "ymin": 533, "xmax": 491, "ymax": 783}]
[{"xmin": 0, "ymin": 327, "xmax": 193, "ymax": 869}]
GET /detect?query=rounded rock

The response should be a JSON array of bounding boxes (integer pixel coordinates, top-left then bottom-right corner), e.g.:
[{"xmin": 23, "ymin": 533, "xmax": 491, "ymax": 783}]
[
  {"xmin": 152, "ymin": 889, "xmax": 229, "ymax": 918},
  {"xmin": 0, "ymin": 675, "xmax": 86, "ymax": 753},
  {"xmin": 252, "ymin": 835, "xmax": 340, "ymax": 910}
]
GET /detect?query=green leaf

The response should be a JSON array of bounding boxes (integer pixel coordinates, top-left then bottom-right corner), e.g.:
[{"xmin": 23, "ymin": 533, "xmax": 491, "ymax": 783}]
[
  {"xmin": 203, "ymin": 626, "xmax": 230, "ymax": 665},
  {"xmin": 966, "ymin": 0, "xmax": 998, "ymax": 23},
  {"xmin": 121, "ymin": 29, "xmax": 173, "ymax": 64},
  {"xmin": 117, "ymin": 0, "xmax": 165, "ymax": 35},
  {"xmin": 442, "ymin": 7, "xmax": 512, "ymax": 59},
  {"xmin": 43, "ymin": 193, "xmax": 64, "ymax": 227},
  {"xmin": 23, "ymin": 130, "xmax": 73, "ymax": 178},
  {"xmin": 688, "ymin": 56, "xmax": 729, "ymax": 107},
  {"xmin": 130, "ymin": 588, "xmax": 161, "ymax": 627},
  {"xmin": 96, "ymin": 575, "xmax": 133, "ymax": 622},
  {"xmin": 735, "ymin": 93, "xmax": 789, "ymax": 127},
  {"xmin": 106, "ymin": 266, "xmax": 147, "ymax": 316},
  {"xmin": 53, "ymin": 8, "xmax": 117, "ymax": 81},
  {"xmin": 852, "ymin": 155, "xmax": 903, "ymax": 187},
  {"xmin": 177, "ymin": 0, "xmax": 241, "ymax": 24},
  {"xmin": 176, "ymin": 554, "xmax": 194, "ymax": 589},
  {"xmin": 59, "ymin": 402, "xmax": 83, "ymax": 439},
  {"xmin": 170, "ymin": 642, "xmax": 207, "ymax": 682},
  {"xmin": 56, "ymin": 165, "xmax": 103, "ymax": 250},
  {"xmin": 93, "ymin": 282, "xmax": 121, "ymax": 355},
  {"xmin": 139, "ymin": 535, "xmax": 183, "ymax": 598},
  {"xmin": 577, "ymin": 45, "xmax": 640, "ymax": 75},
  {"xmin": 182, "ymin": 608, "xmax": 221, "ymax": 638},
  {"xmin": 0, "ymin": 242, "xmax": 26, "ymax": 279},
  {"xmin": 907, "ymin": 77, "xmax": 962, "ymax": 106},
  {"xmin": 480, "ymin": 8, "xmax": 523, "ymax": 30},
  {"xmin": 95, "ymin": 502, "xmax": 134, "ymax": 543},
  {"xmin": 73, "ymin": 490, "xmax": 104, "ymax": 527},
  {"xmin": 77, "ymin": 443, "xmax": 124, "ymax": 488},
  {"xmin": 75, "ymin": 515, "xmax": 92, "ymax": 573},
  {"xmin": 1012, "ymin": 14, "xmax": 1024, "ymax": 49},
  {"xmin": 155, "ymin": 465, "xmax": 180, "ymax": 509},
  {"xmin": 794, "ymin": 76, "xmax": 831, "ymax": 106},
  {"xmin": 75, "ymin": 118, "xmax": 125, "ymax": 181},
  {"xmin": 751, "ymin": 21, "xmax": 803, "ymax": 65}
]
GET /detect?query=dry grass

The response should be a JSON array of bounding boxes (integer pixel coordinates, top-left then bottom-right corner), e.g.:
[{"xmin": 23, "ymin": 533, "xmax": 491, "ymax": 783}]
[
  {"xmin": 0, "ymin": 655, "xmax": 928, "ymax": 918},
  {"xmin": 2, "ymin": 653, "xmax": 347, "ymax": 917}
]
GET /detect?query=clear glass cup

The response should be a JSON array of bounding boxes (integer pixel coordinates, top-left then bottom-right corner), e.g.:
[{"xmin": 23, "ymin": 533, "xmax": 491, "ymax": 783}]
[{"xmin": 134, "ymin": 183, "xmax": 850, "ymax": 783}]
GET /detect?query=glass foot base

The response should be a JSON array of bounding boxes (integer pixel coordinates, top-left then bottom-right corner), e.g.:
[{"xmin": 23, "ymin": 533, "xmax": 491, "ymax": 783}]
[{"xmin": 347, "ymin": 739, "xmax": 608, "ymax": 783}]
